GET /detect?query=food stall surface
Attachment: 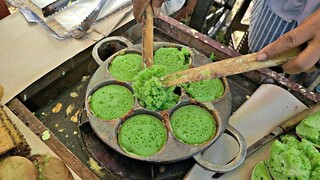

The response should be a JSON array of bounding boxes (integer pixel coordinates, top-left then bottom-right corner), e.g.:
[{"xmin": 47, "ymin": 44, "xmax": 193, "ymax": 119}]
[{"xmin": 2, "ymin": 6, "xmax": 319, "ymax": 180}]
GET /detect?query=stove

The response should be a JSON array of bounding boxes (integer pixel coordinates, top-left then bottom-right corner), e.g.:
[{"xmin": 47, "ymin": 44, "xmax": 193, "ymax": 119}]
[{"xmin": 79, "ymin": 108, "xmax": 195, "ymax": 180}]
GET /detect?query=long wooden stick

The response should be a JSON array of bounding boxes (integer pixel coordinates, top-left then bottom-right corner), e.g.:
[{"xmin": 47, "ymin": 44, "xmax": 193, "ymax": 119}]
[
  {"xmin": 163, "ymin": 47, "xmax": 302, "ymax": 87},
  {"xmin": 142, "ymin": 3, "xmax": 154, "ymax": 67}
]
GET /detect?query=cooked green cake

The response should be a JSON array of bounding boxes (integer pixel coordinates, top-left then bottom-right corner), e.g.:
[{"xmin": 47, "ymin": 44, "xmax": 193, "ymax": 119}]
[
  {"xmin": 109, "ymin": 53, "xmax": 143, "ymax": 82},
  {"xmin": 251, "ymin": 160, "xmax": 272, "ymax": 180},
  {"xmin": 267, "ymin": 135, "xmax": 320, "ymax": 180},
  {"xmin": 183, "ymin": 78, "xmax": 224, "ymax": 102},
  {"xmin": 154, "ymin": 47, "xmax": 190, "ymax": 74},
  {"xmin": 296, "ymin": 110, "xmax": 320, "ymax": 146},
  {"xmin": 132, "ymin": 65, "xmax": 179, "ymax": 111},
  {"xmin": 118, "ymin": 114, "xmax": 167, "ymax": 157},
  {"xmin": 89, "ymin": 84, "xmax": 134, "ymax": 120},
  {"xmin": 170, "ymin": 105, "xmax": 216, "ymax": 144}
]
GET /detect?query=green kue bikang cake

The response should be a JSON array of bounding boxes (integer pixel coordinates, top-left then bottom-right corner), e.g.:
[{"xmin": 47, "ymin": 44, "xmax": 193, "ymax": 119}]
[
  {"xmin": 154, "ymin": 47, "xmax": 190, "ymax": 74},
  {"xmin": 132, "ymin": 65, "xmax": 179, "ymax": 111},
  {"xmin": 109, "ymin": 53, "xmax": 143, "ymax": 82},
  {"xmin": 183, "ymin": 78, "xmax": 224, "ymax": 102},
  {"xmin": 296, "ymin": 110, "xmax": 320, "ymax": 146},
  {"xmin": 89, "ymin": 85, "xmax": 134, "ymax": 120},
  {"xmin": 170, "ymin": 105, "xmax": 216, "ymax": 144},
  {"xmin": 118, "ymin": 114, "xmax": 167, "ymax": 157},
  {"xmin": 251, "ymin": 160, "xmax": 272, "ymax": 180},
  {"xmin": 251, "ymin": 135, "xmax": 320, "ymax": 180}
]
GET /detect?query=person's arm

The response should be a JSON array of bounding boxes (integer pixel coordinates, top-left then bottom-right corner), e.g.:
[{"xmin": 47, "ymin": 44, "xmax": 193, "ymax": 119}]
[
  {"xmin": 256, "ymin": 9, "xmax": 320, "ymax": 74},
  {"xmin": 132, "ymin": 0, "xmax": 165, "ymax": 23}
]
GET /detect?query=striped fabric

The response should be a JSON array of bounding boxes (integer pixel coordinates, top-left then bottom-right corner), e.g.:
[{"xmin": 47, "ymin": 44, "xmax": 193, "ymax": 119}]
[{"xmin": 248, "ymin": 0, "xmax": 298, "ymax": 53}]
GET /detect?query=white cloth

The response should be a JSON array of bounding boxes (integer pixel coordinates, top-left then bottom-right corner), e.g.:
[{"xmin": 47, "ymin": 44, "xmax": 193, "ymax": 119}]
[{"xmin": 161, "ymin": 0, "xmax": 186, "ymax": 15}]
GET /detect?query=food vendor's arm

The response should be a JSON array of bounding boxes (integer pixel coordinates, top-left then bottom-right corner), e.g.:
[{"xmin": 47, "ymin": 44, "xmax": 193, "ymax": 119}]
[
  {"xmin": 132, "ymin": 0, "xmax": 165, "ymax": 23},
  {"xmin": 256, "ymin": 9, "xmax": 320, "ymax": 74}
]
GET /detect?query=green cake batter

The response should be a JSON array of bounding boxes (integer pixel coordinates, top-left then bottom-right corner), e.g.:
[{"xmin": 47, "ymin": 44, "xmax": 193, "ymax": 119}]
[
  {"xmin": 132, "ymin": 65, "xmax": 179, "ymax": 111},
  {"xmin": 154, "ymin": 47, "xmax": 190, "ymax": 74},
  {"xmin": 296, "ymin": 110, "xmax": 320, "ymax": 146},
  {"xmin": 183, "ymin": 78, "xmax": 224, "ymax": 102},
  {"xmin": 89, "ymin": 84, "xmax": 134, "ymax": 120},
  {"xmin": 170, "ymin": 105, "xmax": 216, "ymax": 145},
  {"xmin": 109, "ymin": 53, "xmax": 143, "ymax": 82},
  {"xmin": 118, "ymin": 114, "xmax": 167, "ymax": 157}
]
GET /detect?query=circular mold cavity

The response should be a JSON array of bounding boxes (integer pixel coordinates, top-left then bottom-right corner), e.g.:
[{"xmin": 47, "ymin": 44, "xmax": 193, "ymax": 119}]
[
  {"xmin": 97, "ymin": 40, "xmax": 130, "ymax": 62},
  {"xmin": 89, "ymin": 83, "xmax": 134, "ymax": 120},
  {"xmin": 182, "ymin": 78, "xmax": 225, "ymax": 102},
  {"xmin": 153, "ymin": 46, "xmax": 192, "ymax": 74},
  {"xmin": 170, "ymin": 104, "xmax": 216, "ymax": 145},
  {"xmin": 108, "ymin": 50, "xmax": 144, "ymax": 82},
  {"xmin": 118, "ymin": 114, "xmax": 167, "ymax": 157}
]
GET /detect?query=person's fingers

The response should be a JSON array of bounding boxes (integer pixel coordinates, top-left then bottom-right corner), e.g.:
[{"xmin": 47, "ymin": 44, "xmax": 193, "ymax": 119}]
[
  {"xmin": 256, "ymin": 27, "xmax": 313, "ymax": 61},
  {"xmin": 133, "ymin": 0, "xmax": 150, "ymax": 23},
  {"xmin": 282, "ymin": 40, "xmax": 320, "ymax": 74},
  {"xmin": 152, "ymin": 0, "xmax": 165, "ymax": 16}
]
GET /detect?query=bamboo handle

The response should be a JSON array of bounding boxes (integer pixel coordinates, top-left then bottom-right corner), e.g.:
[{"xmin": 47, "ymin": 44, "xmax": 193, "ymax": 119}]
[
  {"xmin": 280, "ymin": 103, "xmax": 320, "ymax": 133},
  {"xmin": 142, "ymin": 3, "xmax": 154, "ymax": 67},
  {"xmin": 163, "ymin": 47, "xmax": 302, "ymax": 87}
]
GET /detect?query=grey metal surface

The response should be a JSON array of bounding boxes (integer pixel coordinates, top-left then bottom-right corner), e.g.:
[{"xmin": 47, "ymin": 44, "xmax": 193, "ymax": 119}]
[{"xmin": 85, "ymin": 37, "xmax": 242, "ymax": 164}]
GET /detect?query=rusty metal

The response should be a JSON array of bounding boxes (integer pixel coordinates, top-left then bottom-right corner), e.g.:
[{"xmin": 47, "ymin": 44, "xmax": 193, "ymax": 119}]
[
  {"xmin": 258, "ymin": 68, "xmax": 320, "ymax": 102},
  {"xmin": 87, "ymin": 39, "xmax": 233, "ymax": 162},
  {"xmin": 155, "ymin": 14, "xmax": 241, "ymax": 60},
  {"xmin": 154, "ymin": 15, "xmax": 319, "ymax": 103},
  {"xmin": 85, "ymin": 37, "xmax": 246, "ymax": 172},
  {"xmin": 79, "ymin": 110, "xmax": 196, "ymax": 179}
]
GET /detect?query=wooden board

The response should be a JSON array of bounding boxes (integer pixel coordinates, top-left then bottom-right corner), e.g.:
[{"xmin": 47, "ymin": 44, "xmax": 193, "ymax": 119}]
[{"xmin": 2, "ymin": 105, "xmax": 82, "ymax": 179}]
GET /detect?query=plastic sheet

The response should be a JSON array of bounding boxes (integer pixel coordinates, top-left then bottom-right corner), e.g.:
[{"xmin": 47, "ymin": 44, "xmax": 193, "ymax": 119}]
[{"xmin": 52, "ymin": 0, "xmax": 131, "ymax": 32}]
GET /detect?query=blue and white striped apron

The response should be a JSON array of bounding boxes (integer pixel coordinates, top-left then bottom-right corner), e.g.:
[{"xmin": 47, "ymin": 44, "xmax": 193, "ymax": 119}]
[{"xmin": 248, "ymin": 0, "xmax": 298, "ymax": 52}]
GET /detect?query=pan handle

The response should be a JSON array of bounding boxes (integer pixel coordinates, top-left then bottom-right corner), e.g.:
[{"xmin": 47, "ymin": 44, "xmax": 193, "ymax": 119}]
[
  {"xmin": 193, "ymin": 124, "xmax": 246, "ymax": 172},
  {"xmin": 92, "ymin": 36, "xmax": 133, "ymax": 65}
]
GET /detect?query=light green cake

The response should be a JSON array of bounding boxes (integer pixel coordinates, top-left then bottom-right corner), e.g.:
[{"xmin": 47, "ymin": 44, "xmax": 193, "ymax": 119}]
[
  {"xmin": 89, "ymin": 85, "xmax": 134, "ymax": 120},
  {"xmin": 251, "ymin": 135, "xmax": 320, "ymax": 180},
  {"xmin": 251, "ymin": 160, "xmax": 272, "ymax": 180},
  {"xmin": 118, "ymin": 114, "xmax": 167, "ymax": 157},
  {"xmin": 109, "ymin": 53, "xmax": 143, "ymax": 82},
  {"xmin": 183, "ymin": 78, "xmax": 224, "ymax": 102},
  {"xmin": 132, "ymin": 65, "xmax": 179, "ymax": 111},
  {"xmin": 296, "ymin": 110, "xmax": 320, "ymax": 146},
  {"xmin": 154, "ymin": 47, "xmax": 190, "ymax": 74},
  {"xmin": 170, "ymin": 105, "xmax": 216, "ymax": 144}
]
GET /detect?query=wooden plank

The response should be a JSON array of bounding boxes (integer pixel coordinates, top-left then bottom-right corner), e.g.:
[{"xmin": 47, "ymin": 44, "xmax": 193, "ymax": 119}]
[{"xmin": 7, "ymin": 98, "xmax": 99, "ymax": 180}]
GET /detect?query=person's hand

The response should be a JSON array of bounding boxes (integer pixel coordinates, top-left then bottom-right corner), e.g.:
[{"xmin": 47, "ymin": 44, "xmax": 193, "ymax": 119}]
[
  {"xmin": 132, "ymin": 0, "xmax": 165, "ymax": 23},
  {"xmin": 256, "ymin": 9, "xmax": 320, "ymax": 74}
]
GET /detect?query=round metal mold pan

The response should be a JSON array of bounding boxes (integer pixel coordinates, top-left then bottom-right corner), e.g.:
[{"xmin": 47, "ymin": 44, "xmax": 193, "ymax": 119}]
[{"xmin": 86, "ymin": 41, "xmax": 233, "ymax": 163}]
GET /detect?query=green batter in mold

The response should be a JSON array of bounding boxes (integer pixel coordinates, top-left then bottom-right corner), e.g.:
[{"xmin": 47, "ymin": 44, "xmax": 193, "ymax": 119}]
[
  {"xmin": 296, "ymin": 110, "xmax": 320, "ymax": 146},
  {"xmin": 154, "ymin": 47, "xmax": 190, "ymax": 74},
  {"xmin": 89, "ymin": 84, "xmax": 134, "ymax": 120},
  {"xmin": 118, "ymin": 114, "xmax": 167, "ymax": 157},
  {"xmin": 109, "ymin": 53, "xmax": 143, "ymax": 82},
  {"xmin": 132, "ymin": 65, "xmax": 179, "ymax": 111},
  {"xmin": 170, "ymin": 105, "xmax": 216, "ymax": 145},
  {"xmin": 182, "ymin": 78, "xmax": 224, "ymax": 102},
  {"xmin": 251, "ymin": 135, "xmax": 320, "ymax": 180}
]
